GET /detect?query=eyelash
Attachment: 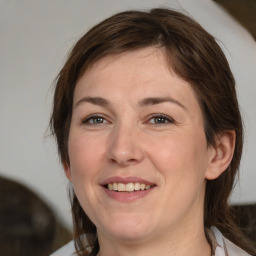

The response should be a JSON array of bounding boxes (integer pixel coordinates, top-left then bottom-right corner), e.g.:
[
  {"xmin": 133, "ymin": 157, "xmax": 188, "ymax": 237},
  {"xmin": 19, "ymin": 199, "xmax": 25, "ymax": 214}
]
[
  {"xmin": 81, "ymin": 113, "xmax": 174, "ymax": 126},
  {"xmin": 82, "ymin": 114, "xmax": 109, "ymax": 125},
  {"xmin": 147, "ymin": 114, "xmax": 175, "ymax": 125}
]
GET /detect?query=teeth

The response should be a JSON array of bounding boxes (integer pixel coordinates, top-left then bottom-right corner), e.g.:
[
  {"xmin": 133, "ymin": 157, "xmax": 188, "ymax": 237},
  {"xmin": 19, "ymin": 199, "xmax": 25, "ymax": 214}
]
[
  {"xmin": 126, "ymin": 183, "xmax": 134, "ymax": 192},
  {"xmin": 145, "ymin": 185, "xmax": 151, "ymax": 190},
  {"xmin": 117, "ymin": 183, "xmax": 125, "ymax": 192},
  {"xmin": 113, "ymin": 183, "xmax": 118, "ymax": 191},
  {"xmin": 134, "ymin": 182, "xmax": 140, "ymax": 190},
  {"xmin": 107, "ymin": 182, "xmax": 152, "ymax": 192}
]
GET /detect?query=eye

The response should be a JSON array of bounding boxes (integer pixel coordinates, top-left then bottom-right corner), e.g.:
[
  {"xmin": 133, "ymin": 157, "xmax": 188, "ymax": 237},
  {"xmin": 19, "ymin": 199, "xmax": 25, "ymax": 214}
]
[
  {"xmin": 147, "ymin": 114, "xmax": 174, "ymax": 125},
  {"xmin": 82, "ymin": 115, "xmax": 109, "ymax": 125}
]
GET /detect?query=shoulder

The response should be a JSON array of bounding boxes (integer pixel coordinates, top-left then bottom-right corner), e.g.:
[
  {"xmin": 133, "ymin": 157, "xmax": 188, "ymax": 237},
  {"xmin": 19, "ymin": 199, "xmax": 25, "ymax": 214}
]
[
  {"xmin": 210, "ymin": 226, "xmax": 252, "ymax": 256},
  {"xmin": 50, "ymin": 240, "xmax": 77, "ymax": 256}
]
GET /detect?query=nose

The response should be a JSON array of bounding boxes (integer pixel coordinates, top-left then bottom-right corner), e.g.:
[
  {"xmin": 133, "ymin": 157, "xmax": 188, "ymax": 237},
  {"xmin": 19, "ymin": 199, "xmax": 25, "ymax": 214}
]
[{"xmin": 107, "ymin": 123, "xmax": 144, "ymax": 167}]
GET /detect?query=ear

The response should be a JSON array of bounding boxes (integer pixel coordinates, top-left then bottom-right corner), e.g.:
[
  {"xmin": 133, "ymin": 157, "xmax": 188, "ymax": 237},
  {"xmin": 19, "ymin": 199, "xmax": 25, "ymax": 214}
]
[
  {"xmin": 205, "ymin": 130, "xmax": 236, "ymax": 180},
  {"xmin": 63, "ymin": 161, "xmax": 72, "ymax": 181}
]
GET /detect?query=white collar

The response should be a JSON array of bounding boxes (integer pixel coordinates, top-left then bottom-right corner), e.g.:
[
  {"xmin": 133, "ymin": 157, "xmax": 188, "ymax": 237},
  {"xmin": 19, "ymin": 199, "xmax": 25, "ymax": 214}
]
[{"xmin": 210, "ymin": 226, "xmax": 251, "ymax": 256}]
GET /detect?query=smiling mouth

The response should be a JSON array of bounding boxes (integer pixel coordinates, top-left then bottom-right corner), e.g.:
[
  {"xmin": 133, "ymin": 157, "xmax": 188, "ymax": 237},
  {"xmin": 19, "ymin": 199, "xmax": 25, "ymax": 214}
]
[{"xmin": 105, "ymin": 182, "xmax": 154, "ymax": 192}]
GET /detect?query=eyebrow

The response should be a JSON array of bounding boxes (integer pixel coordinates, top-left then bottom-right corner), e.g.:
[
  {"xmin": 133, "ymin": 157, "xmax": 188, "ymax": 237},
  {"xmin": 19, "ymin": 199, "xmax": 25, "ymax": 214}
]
[
  {"xmin": 139, "ymin": 97, "xmax": 186, "ymax": 110},
  {"xmin": 74, "ymin": 96, "xmax": 186, "ymax": 110},
  {"xmin": 75, "ymin": 97, "xmax": 110, "ymax": 108}
]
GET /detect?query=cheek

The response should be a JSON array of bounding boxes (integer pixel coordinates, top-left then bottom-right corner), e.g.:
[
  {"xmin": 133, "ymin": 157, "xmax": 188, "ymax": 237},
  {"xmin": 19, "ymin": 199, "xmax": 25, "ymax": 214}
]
[
  {"xmin": 68, "ymin": 133, "xmax": 106, "ymax": 181},
  {"xmin": 142, "ymin": 131, "xmax": 209, "ymax": 227},
  {"xmin": 147, "ymin": 129, "xmax": 209, "ymax": 183},
  {"xmin": 67, "ymin": 134, "xmax": 106, "ymax": 217}
]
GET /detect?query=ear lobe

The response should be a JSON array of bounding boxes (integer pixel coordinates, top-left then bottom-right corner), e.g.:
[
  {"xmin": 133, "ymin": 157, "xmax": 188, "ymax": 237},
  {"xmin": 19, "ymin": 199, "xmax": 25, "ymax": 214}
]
[
  {"xmin": 63, "ymin": 161, "xmax": 72, "ymax": 181},
  {"xmin": 205, "ymin": 130, "xmax": 236, "ymax": 180}
]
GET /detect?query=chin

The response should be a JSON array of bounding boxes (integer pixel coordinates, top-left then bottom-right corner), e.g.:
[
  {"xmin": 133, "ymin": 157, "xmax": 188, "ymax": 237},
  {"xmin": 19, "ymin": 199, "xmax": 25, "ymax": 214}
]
[{"xmin": 99, "ymin": 217, "xmax": 154, "ymax": 243}]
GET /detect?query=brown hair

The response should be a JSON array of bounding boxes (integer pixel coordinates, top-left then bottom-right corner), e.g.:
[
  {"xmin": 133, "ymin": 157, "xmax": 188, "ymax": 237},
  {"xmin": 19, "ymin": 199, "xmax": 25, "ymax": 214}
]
[{"xmin": 50, "ymin": 8, "xmax": 255, "ymax": 255}]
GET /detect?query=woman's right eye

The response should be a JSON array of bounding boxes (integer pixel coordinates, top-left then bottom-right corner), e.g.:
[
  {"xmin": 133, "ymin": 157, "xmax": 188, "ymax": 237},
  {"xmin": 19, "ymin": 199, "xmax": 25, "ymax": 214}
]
[{"xmin": 82, "ymin": 115, "xmax": 109, "ymax": 125}]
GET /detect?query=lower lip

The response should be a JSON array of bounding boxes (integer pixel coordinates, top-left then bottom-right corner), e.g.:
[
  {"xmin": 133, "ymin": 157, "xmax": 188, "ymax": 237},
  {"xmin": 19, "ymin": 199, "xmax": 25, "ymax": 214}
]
[{"xmin": 102, "ymin": 187, "xmax": 155, "ymax": 202}]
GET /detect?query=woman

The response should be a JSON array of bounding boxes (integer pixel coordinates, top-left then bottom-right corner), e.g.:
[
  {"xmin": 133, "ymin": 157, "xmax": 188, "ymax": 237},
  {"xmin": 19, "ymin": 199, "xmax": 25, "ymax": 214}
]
[{"xmin": 50, "ymin": 8, "xmax": 255, "ymax": 256}]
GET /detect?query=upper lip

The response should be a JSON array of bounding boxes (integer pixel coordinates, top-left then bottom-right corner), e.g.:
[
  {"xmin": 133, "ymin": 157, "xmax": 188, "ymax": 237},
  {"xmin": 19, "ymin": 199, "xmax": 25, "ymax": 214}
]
[{"xmin": 100, "ymin": 176, "xmax": 156, "ymax": 186}]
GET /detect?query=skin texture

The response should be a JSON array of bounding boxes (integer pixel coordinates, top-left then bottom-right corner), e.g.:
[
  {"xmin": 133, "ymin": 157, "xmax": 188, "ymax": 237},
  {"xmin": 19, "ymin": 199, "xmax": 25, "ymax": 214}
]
[{"xmin": 64, "ymin": 47, "xmax": 235, "ymax": 256}]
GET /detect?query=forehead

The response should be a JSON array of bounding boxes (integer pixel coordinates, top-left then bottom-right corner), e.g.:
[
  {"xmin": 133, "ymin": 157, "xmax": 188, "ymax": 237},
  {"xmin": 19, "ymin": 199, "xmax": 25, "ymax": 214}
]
[
  {"xmin": 74, "ymin": 47, "xmax": 199, "ymax": 109},
  {"xmin": 82, "ymin": 47, "xmax": 171, "ymax": 79},
  {"xmin": 76, "ymin": 48, "xmax": 174, "ymax": 91}
]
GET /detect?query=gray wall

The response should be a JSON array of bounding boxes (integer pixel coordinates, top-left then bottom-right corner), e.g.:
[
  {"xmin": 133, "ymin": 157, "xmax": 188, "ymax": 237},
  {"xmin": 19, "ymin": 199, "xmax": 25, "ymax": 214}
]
[{"xmin": 1, "ymin": 0, "xmax": 255, "ymax": 228}]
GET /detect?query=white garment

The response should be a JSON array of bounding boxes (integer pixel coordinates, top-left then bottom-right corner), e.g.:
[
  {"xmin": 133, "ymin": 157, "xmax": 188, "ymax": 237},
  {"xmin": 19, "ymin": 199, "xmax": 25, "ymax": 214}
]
[
  {"xmin": 210, "ymin": 227, "xmax": 251, "ymax": 256},
  {"xmin": 50, "ymin": 227, "xmax": 252, "ymax": 256},
  {"xmin": 50, "ymin": 240, "xmax": 76, "ymax": 256}
]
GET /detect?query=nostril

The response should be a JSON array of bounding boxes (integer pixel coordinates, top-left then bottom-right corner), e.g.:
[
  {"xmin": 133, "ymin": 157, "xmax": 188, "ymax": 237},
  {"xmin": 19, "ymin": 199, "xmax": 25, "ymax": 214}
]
[
  {"xmin": 127, "ymin": 158, "xmax": 137, "ymax": 163},
  {"xmin": 110, "ymin": 158, "xmax": 117, "ymax": 164},
  {"xmin": 109, "ymin": 157, "xmax": 138, "ymax": 166}
]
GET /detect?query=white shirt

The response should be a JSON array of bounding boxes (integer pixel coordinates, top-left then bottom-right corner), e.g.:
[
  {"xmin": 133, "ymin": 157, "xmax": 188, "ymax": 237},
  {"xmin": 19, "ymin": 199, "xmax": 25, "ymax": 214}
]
[{"xmin": 50, "ymin": 227, "xmax": 252, "ymax": 256}]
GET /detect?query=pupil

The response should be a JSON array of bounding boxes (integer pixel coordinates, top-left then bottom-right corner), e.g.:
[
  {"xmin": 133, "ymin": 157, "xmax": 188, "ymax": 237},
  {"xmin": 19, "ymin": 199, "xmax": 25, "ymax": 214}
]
[
  {"xmin": 95, "ymin": 117, "xmax": 103, "ymax": 123},
  {"xmin": 156, "ymin": 117, "xmax": 165, "ymax": 123}
]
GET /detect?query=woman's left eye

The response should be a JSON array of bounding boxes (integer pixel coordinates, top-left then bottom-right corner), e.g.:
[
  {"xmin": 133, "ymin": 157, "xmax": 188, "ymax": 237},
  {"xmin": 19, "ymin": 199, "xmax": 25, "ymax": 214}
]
[{"xmin": 147, "ymin": 115, "xmax": 174, "ymax": 125}]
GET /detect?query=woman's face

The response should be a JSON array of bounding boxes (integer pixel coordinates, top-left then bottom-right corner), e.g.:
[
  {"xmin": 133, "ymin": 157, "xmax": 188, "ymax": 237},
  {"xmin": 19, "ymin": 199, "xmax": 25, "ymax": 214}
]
[{"xmin": 66, "ymin": 47, "xmax": 215, "ymax": 244}]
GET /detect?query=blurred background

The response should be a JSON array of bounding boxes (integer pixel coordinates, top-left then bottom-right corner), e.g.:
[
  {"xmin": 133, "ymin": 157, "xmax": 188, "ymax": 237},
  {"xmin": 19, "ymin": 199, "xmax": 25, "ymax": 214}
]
[{"xmin": 0, "ymin": 0, "xmax": 255, "ymax": 253}]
